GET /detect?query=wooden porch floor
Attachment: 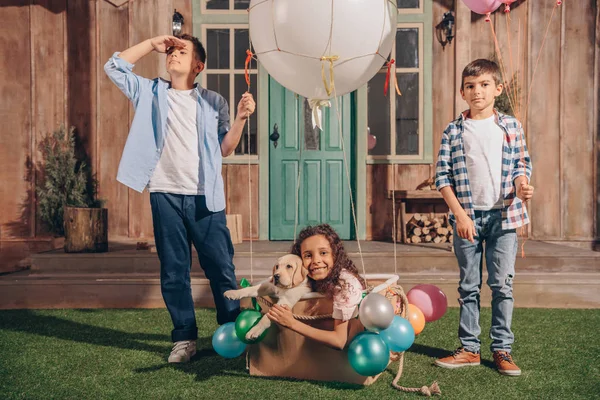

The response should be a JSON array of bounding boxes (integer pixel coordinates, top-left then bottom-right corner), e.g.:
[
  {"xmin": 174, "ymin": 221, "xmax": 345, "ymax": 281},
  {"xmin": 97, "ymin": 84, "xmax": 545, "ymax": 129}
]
[{"xmin": 1, "ymin": 240, "xmax": 599, "ymax": 309}]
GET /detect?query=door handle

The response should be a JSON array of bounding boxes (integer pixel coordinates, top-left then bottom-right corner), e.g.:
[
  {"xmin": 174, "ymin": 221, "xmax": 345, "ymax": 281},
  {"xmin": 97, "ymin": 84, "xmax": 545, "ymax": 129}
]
[{"xmin": 270, "ymin": 123, "xmax": 280, "ymax": 148}]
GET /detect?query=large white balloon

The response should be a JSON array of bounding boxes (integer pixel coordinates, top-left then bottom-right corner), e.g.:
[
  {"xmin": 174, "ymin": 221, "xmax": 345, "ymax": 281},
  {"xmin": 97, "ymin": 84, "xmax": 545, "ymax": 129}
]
[{"xmin": 249, "ymin": 0, "xmax": 397, "ymax": 100}]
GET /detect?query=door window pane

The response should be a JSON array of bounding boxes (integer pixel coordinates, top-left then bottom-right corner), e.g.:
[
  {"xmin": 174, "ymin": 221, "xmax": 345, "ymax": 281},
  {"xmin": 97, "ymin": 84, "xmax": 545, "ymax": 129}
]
[
  {"xmin": 206, "ymin": 29, "xmax": 230, "ymax": 69},
  {"xmin": 234, "ymin": 0, "xmax": 250, "ymax": 10},
  {"xmin": 303, "ymin": 99, "xmax": 321, "ymax": 151},
  {"xmin": 395, "ymin": 73, "xmax": 419, "ymax": 155},
  {"xmin": 206, "ymin": 0, "xmax": 228, "ymax": 10},
  {"xmin": 367, "ymin": 73, "xmax": 391, "ymax": 156},
  {"xmin": 398, "ymin": 0, "xmax": 419, "ymax": 9},
  {"xmin": 396, "ymin": 28, "xmax": 419, "ymax": 68}
]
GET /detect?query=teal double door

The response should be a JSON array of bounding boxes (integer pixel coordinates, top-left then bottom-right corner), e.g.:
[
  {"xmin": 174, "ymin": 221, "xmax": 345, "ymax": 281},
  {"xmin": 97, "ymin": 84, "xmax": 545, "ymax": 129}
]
[{"xmin": 268, "ymin": 78, "xmax": 353, "ymax": 240}]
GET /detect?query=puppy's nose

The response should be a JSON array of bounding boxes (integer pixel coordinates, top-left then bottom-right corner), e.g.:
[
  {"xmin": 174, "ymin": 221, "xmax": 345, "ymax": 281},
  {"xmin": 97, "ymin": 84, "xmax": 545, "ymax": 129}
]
[{"xmin": 273, "ymin": 274, "xmax": 280, "ymax": 283}]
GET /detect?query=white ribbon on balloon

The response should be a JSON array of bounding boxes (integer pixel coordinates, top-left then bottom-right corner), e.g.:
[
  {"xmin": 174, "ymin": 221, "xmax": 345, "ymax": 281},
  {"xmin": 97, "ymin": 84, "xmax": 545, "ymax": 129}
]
[{"xmin": 308, "ymin": 98, "xmax": 331, "ymax": 130}]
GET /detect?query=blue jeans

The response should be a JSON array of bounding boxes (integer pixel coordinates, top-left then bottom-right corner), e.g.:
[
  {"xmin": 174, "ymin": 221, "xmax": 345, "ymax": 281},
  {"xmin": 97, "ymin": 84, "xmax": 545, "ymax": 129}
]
[
  {"xmin": 453, "ymin": 209, "xmax": 517, "ymax": 353},
  {"xmin": 150, "ymin": 193, "xmax": 240, "ymax": 342}
]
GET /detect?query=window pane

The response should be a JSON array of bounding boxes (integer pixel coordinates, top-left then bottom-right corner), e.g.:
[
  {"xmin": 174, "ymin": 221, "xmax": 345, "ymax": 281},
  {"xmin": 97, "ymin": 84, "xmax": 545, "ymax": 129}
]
[
  {"xmin": 367, "ymin": 73, "xmax": 391, "ymax": 156},
  {"xmin": 234, "ymin": 29, "xmax": 256, "ymax": 70},
  {"xmin": 398, "ymin": 0, "xmax": 419, "ymax": 9},
  {"xmin": 206, "ymin": 29, "xmax": 230, "ymax": 69},
  {"xmin": 234, "ymin": 74, "xmax": 258, "ymax": 155},
  {"xmin": 207, "ymin": 74, "xmax": 230, "ymax": 104},
  {"xmin": 303, "ymin": 99, "xmax": 320, "ymax": 151},
  {"xmin": 206, "ymin": 0, "xmax": 228, "ymax": 10},
  {"xmin": 234, "ymin": 0, "xmax": 250, "ymax": 10},
  {"xmin": 396, "ymin": 28, "xmax": 419, "ymax": 68},
  {"xmin": 396, "ymin": 73, "xmax": 419, "ymax": 155}
]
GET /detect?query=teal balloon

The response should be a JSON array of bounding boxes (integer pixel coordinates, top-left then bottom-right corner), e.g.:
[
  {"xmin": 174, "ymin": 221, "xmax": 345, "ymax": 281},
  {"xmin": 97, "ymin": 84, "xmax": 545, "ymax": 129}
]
[
  {"xmin": 348, "ymin": 332, "xmax": 390, "ymax": 376},
  {"xmin": 235, "ymin": 310, "xmax": 268, "ymax": 344},
  {"xmin": 212, "ymin": 322, "xmax": 247, "ymax": 358},
  {"xmin": 379, "ymin": 316, "xmax": 415, "ymax": 352}
]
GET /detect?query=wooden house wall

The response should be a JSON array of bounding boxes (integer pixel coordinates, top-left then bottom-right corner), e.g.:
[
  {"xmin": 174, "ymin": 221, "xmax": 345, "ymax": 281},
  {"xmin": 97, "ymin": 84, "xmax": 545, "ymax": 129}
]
[
  {"xmin": 367, "ymin": 0, "xmax": 599, "ymax": 248},
  {"xmin": 0, "ymin": 1, "xmax": 598, "ymax": 271}
]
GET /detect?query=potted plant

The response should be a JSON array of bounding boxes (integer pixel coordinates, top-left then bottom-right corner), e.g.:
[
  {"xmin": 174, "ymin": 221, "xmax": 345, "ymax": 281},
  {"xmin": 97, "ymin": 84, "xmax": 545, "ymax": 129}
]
[{"xmin": 37, "ymin": 125, "xmax": 107, "ymax": 253}]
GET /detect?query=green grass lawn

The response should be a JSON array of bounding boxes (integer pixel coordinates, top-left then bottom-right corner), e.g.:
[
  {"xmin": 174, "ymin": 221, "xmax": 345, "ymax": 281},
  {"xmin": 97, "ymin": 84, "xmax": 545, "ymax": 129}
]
[{"xmin": 1, "ymin": 307, "xmax": 599, "ymax": 400}]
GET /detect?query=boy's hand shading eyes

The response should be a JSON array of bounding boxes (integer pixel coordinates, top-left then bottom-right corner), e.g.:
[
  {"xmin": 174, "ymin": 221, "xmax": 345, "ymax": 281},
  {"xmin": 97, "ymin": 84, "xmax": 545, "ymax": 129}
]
[
  {"xmin": 151, "ymin": 36, "xmax": 186, "ymax": 53},
  {"xmin": 516, "ymin": 181, "xmax": 534, "ymax": 201}
]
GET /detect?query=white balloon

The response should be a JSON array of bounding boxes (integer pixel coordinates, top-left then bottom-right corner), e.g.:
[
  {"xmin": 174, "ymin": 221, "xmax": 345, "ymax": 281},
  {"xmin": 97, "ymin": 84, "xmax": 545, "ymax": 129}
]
[{"xmin": 249, "ymin": 0, "xmax": 397, "ymax": 100}]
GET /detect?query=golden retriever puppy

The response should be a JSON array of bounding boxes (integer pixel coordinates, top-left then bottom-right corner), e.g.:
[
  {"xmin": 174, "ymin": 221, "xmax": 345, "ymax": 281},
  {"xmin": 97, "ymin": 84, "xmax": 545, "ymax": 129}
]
[{"xmin": 224, "ymin": 254, "xmax": 311, "ymax": 340}]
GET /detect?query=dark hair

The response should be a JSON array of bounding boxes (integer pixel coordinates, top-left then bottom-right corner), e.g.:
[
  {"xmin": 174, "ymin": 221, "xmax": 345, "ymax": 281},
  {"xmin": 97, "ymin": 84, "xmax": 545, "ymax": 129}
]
[
  {"xmin": 461, "ymin": 59, "xmax": 502, "ymax": 89},
  {"xmin": 175, "ymin": 34, "xmax": 206, "ymax": 64},
  {"xmin": 290, "ymin": 224, "xmax": 365, "ymax": 297}
]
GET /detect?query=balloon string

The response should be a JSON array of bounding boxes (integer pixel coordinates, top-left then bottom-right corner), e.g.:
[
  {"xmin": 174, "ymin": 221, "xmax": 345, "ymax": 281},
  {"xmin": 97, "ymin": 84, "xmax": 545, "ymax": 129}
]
[
  {"xmin": 244, "ymin": 49, "xmax": 253, "ymax": 86},
  {"xmin": 320, "ymin": 55, "xmax": 339, "ymax": 97}
]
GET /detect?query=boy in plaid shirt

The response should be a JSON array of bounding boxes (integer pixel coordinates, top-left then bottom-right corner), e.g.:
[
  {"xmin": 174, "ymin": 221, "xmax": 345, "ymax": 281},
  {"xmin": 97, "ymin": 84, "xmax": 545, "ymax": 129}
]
[{"xmin": 434, "ymin": 59, "xmax": 534, "ymax": 376}]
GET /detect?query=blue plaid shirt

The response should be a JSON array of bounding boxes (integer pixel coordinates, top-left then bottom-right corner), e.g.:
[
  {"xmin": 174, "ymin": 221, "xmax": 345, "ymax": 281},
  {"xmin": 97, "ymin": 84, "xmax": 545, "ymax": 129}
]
[{"xmin": 435, "ymin": 110, "xmax": 532, "ymax": 230}]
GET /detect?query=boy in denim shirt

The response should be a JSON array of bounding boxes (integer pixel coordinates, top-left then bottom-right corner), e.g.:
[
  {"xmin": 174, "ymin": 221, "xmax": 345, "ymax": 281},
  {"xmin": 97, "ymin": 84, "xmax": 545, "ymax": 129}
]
[
  {"xmin": 434, "ymin": 59, "xmax": 534, "ymax": 376},
  {"xmin": 105, "ymin": 35, "xmax": 255, "ymax": 363}
]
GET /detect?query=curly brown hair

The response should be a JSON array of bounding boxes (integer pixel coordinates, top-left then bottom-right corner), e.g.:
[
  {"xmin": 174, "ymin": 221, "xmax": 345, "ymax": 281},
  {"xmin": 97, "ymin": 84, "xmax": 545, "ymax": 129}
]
[{"xmin": 290, "ymin": 224, "xmax": 365, "ymax": 297}]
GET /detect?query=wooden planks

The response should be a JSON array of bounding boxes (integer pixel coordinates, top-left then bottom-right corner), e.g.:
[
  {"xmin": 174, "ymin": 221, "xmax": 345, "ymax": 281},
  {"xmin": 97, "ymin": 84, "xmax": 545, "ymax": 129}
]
[
  {"xmin": 127, "ymin": 0, "xmax": 171, "ymax": 239},
  {"xmin": 67, "ymin": 0, "xmax": 97, "ymax": 167},
  {"xmin": 31, "ymin": 0, "xmax": 67, "ymax": 236},
  {"xmin": 98, "ymin": 0, "xmax": 130, "ymax": 237},
  {"xmin": 225, "ymin": 165, "xmax": 259, "ymax": 240},
  {"xmin": 527, "ymin": 1, "xmax": 562, "ymax": 240},
  {"xmin": 431, "ymin": 0, "xmax": 456, "ymax": 159},
  {"xmin": 0, "ymin": 3, "xmax": 33, "ymax": 239},
  {"xmin": 561, "ymin": 1, "xmax": 596, "ymax": 240}
]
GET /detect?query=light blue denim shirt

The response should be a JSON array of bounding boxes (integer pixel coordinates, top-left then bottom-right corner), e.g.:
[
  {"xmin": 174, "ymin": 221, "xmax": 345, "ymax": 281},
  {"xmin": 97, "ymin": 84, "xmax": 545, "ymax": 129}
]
[{"xmin": 103, "ymin": 52, "xmax": 230, "ymax": 212}]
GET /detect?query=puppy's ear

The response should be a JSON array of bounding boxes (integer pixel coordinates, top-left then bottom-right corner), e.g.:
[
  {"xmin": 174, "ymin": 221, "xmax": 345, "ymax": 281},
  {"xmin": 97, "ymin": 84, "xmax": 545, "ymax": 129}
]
[
  {"xmin": 300, "ymin": 264, "xmax": 308, "ymax": 280},
  {"xmin": 292, "ymin": 257, "xmax": 308, "ymax": 286}
]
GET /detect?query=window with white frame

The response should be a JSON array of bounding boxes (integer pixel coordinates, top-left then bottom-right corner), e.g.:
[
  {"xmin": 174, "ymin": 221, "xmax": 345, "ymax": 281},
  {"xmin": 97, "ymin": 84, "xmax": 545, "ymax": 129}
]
[
  {"xmin": 367, "ymin": 1, "xmax": 430, "ymax": 162},
  {"xmin": 202, "ymin": 25, "xmax": 258, "ymax": 157},
  {"xmin": 202, "ymin": 0, "xmax": 250, "ymax": 13}
]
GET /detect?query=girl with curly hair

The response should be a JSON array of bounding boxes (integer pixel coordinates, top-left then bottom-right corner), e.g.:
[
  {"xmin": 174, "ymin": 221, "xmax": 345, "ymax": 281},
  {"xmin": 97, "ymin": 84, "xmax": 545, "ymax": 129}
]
[{"xmin": 267, "ymin": 224, "xmax": 365, "ymax": 350}]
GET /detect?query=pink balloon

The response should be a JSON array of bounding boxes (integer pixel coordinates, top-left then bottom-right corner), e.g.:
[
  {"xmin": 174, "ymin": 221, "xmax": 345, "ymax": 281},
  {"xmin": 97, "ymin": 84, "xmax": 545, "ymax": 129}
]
[
  {"xmin": 367, "ymin": 134, "xmax": 377, "ymax": 150},
  {"xmin": 406, "ymin": 284, "xmax": 448, "ymax": 322},
  {"xmin": 461, "ymin": 0, "xmax": 502, "ymax": 15}
]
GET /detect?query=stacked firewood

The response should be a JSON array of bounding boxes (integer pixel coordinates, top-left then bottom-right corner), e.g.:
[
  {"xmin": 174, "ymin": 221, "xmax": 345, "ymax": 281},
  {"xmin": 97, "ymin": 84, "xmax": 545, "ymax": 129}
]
[{"xmin": 407, "ymin": 213, "xmax": 453, "ymax": 244}]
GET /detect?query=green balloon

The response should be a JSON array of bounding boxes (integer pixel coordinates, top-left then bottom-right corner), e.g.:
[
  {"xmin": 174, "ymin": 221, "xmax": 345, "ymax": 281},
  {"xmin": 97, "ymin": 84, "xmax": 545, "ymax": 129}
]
[
  {"xmin": 348, "ymin": 332, "xmax": 390, "ymax": 376},
  {"xmin": 234, "ymin": 310, "xmax": 268, "ymax": 344}
]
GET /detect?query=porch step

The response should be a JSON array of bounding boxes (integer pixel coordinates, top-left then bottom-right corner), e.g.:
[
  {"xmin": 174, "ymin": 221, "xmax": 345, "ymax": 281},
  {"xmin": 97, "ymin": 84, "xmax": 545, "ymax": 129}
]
[
  {"xmin": 2, "ymin": 239, "xmax": 597, "ymax": 310},
  {"xmin": 1, "ymin": 271, "xmax": 599, "ymax": 309},
  {"xmin": 28, "ymin": 240, "xmax": 600, "ymax": 275}
]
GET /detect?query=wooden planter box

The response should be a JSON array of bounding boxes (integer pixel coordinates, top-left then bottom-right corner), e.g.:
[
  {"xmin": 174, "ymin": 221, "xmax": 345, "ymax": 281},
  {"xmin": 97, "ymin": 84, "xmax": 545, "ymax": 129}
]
[{"xmin": 63, "ymin": 206, "xmax": 108, "ymax": 253}]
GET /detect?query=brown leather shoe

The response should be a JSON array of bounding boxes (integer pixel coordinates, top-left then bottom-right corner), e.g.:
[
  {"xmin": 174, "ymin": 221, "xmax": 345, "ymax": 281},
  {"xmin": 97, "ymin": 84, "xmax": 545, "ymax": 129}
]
[
  {"xmin": 435, "ymin": 347, "xmax": 481, "ymax": 369},
  {"xmin": 493, "ymin": 351, "xmax": 521, "ymax": 376}
]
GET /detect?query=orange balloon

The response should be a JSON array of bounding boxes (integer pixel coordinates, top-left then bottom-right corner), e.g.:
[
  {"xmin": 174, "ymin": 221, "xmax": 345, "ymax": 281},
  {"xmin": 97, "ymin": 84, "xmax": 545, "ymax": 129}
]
[{"xmin": 406, "ymin": 304, "xmax": 426, "ymax": 335}]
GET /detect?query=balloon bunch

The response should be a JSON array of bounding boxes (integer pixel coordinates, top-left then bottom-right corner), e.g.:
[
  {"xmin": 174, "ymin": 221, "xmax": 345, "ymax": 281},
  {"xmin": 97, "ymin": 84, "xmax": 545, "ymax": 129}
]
[
  {"xmin": 212, "ymin": 309, "xmax": 269, "ymax": 358},
  {"xmin": 212, "ymin": 279, "xmax": 270, "ymax": 359},
  {"xmin": 348, "ymin": 284, "xmax": 448, "ymax": 376}
]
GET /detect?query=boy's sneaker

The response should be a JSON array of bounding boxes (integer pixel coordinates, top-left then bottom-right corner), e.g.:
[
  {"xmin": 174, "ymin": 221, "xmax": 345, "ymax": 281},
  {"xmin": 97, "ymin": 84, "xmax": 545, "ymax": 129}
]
[
  {"xmin": 168, "ymin": 340, "xmax": 197, "ymax": 363},
  {"xmin": 435, "ymin": 347, "xmax": 481, "ymax": 369},
  {"xmin": 493, "ymin": 351, "xmax": 521, "ymax": 376}
]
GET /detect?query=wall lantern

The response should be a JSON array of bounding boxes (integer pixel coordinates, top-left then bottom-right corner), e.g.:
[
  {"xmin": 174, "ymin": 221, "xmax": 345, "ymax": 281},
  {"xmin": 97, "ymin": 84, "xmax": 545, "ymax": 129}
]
[
  {"xmin": 172, "ymin": 10, "xmax": 184, "ymax": 35},
  {"xmin": 436, "ymin": 11, "xmax": 455, "ymax": 49}
]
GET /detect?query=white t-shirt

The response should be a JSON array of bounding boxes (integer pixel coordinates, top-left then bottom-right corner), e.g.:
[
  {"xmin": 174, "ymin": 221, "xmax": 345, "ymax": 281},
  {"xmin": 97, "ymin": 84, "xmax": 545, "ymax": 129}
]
[
  {"xmin": 149, "ymin": 88, "xmax": 204, "ymax": 195},
  {"xmin": 462, "ymin": 115, "xmax": 504, "ymax": 210}
]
